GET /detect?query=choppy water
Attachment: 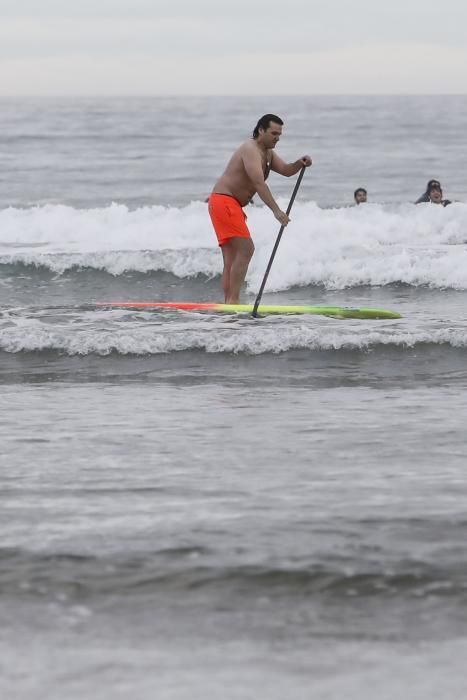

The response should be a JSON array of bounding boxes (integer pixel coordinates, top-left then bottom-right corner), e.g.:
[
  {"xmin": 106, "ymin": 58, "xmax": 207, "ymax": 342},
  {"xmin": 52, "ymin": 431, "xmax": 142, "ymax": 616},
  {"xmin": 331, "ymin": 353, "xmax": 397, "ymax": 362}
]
[{"xmin": 1, "ymin": 96, "xmax": 467, "ymax": 699}]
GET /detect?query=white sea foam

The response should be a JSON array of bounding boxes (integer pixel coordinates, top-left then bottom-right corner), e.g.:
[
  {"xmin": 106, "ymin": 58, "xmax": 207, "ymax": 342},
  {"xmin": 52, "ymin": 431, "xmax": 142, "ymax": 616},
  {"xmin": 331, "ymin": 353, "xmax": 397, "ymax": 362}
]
[
  {"xmin": 1, "ymin": 200, "xmax": 467, "ymax": 290},
  {"xmin": 2, "ymin": 317, "xmax": 467, "ymax": 356}
]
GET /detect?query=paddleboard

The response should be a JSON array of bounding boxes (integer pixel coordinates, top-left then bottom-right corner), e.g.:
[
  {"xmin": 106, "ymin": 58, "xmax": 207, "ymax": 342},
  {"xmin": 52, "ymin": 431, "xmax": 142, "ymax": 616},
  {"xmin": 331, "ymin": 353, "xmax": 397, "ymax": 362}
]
[{"xmin": 95, "ymin": 301, "xmax": 401, "ymax": 320}]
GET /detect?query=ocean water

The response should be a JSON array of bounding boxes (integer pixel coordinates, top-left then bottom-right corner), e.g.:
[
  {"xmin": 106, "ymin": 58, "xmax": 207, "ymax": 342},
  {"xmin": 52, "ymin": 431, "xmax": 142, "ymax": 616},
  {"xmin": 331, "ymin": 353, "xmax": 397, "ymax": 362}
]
[{"xmin": 1, "ymin": 96, "xmax": 467, "ymax": 699}]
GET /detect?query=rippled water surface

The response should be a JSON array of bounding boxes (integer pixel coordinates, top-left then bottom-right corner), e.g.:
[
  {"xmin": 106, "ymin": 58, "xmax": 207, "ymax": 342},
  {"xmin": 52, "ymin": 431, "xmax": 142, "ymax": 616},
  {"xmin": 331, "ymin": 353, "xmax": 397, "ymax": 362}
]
[{"xmin": 1, "ymin": 96, "xmax": 467, "ymax": 699}]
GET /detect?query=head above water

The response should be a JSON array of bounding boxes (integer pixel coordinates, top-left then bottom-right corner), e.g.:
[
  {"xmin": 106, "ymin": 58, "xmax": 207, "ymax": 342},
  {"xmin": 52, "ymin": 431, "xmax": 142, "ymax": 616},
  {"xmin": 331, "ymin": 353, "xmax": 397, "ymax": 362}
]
[
  {"xmin": 429, "ymin": 184, "xmax": 443, "ymax": 202},
  {"xmin": 354, "ymin": 188, "xmax": 367, "ymax": 204},
  {"xmin": 425, "ymin": 179, "xmax": 441, "ymax": 193},
  {"xmin": 253, "ymin": 114, "xmax": 284, "ymax": 139}
]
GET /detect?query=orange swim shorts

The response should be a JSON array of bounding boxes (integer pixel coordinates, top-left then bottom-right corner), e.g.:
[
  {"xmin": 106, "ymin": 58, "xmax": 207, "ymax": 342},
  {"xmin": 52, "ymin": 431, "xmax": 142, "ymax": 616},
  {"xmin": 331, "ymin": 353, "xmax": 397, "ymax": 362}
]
[{"xmin": 208, "ymin": 193, "xmax": 251, "ymax": 246}]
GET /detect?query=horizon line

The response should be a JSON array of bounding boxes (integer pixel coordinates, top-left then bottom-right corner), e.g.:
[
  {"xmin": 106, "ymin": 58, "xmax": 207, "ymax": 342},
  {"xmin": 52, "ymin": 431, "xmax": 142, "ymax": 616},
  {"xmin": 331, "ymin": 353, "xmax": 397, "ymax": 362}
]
[{"xmin": 0, "ymin": 93, "xmax": 466, "ymax": 99}]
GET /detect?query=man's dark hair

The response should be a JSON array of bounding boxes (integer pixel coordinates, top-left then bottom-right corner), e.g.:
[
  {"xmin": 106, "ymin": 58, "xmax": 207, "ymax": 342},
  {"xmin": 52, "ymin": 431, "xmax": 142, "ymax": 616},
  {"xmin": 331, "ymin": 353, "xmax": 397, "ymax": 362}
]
[
  {"xmin": 253, "ymin": 114, "xmax": 283, "ymax": 139},
  {"xmin": 425, "ymin": 179, "xmax": 441, "ymax": 193},
  {"xmin": 354, "ymin": 188, "xmax": 367, "ymax": 200}
]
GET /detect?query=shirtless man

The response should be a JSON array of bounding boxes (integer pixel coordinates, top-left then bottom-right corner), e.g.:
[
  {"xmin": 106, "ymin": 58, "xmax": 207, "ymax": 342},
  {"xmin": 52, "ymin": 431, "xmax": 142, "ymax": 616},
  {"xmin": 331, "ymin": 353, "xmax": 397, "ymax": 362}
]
[{"xmin": 208, "ymin": 114, "xmax": 312, "ymax": 303}]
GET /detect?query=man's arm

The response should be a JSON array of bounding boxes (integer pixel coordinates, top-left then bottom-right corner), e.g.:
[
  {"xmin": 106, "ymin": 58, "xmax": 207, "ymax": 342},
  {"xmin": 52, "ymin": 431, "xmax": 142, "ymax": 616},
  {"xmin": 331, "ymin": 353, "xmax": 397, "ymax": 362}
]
[
  {"xmin": 270, "ymin": 153, "xmax": 312, "ymax": 177},
  {"xmin": 242, "ymin": 147, "xmax": 289, "ymax": 225}
]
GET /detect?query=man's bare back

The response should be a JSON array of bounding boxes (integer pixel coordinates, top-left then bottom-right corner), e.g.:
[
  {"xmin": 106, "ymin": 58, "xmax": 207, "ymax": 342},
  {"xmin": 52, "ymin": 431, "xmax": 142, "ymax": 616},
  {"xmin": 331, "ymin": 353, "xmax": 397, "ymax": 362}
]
[{"xmin": 212, "ymin": 140, "xmax": 273, "ymax": 207}]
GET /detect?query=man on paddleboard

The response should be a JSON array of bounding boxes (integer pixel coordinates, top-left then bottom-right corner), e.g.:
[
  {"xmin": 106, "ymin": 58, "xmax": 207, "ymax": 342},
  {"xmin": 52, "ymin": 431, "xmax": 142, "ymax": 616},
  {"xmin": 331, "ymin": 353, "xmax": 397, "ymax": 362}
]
[{"xmin": 208, "ymin": 114, "xmax": 311, "ymax": 303}]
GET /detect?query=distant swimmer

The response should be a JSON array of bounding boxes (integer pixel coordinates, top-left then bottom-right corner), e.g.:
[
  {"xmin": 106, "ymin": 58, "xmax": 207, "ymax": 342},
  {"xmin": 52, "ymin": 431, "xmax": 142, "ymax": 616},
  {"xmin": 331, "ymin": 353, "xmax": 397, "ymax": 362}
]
[
  {"xmin": 354, "ymin": 188, "xmax": 367, "ymax": 205},
  {"xmin": 427, "ymin": 183, "xmax": 451, "ymax": 207},
  {"xmin": 415, "ymin": 179, "xmax": 442, "ymax": 204},
  {"xmin": 208, "ymin": 114, "xmax": 312, "ymax": 304}
]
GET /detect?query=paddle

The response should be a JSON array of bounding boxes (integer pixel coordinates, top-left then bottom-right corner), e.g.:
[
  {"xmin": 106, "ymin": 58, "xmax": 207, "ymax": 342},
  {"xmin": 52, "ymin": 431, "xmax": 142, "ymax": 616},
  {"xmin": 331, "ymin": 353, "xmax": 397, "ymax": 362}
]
[{"xmin": 252, "ymin": 166, "xmax": 306, "ymax": 317}]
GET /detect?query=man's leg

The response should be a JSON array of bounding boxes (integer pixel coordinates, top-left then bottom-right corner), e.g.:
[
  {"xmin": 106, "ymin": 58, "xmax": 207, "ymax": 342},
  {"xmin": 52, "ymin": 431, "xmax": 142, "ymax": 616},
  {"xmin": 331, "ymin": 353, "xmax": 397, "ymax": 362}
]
[
  {"xmin": 221, "ymin": 243, "xmax": 235, "ymax": 302},
  {"xmin": 223, "ymin": 237, "xmax": 254, "ymax": 304}
]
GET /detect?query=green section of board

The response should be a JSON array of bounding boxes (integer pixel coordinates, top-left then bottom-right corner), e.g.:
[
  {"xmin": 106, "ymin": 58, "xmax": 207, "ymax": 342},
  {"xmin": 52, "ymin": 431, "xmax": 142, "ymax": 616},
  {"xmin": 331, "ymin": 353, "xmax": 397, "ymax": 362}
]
[{"xmin": 214, "ymin": 304, "xmax": 401, "ymax": 320}]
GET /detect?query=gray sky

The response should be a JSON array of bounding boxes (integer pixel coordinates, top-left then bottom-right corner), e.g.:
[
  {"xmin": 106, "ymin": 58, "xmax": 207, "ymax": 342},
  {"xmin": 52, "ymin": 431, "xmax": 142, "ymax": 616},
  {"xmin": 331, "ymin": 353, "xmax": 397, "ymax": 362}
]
[{"xmin": 0, "ymin": 0, "xmax": 466, "ymax": 95}]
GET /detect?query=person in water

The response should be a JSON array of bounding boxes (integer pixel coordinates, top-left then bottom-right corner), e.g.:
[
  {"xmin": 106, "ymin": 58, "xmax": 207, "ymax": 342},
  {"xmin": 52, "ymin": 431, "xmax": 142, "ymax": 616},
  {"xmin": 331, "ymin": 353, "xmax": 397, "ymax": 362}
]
[
  {"xmin": 354, "ymin": 187, "xmax": 367, "ymax": 204},
  {"xmin": 208, "ymin": 114, "xmax": 312, "ymax": 304},
  {"xmin": 415, "ymin": 179, "xmax": 442, "ymax": 204},
  {"xmin": 427, "ymin": 183, "xmax": 451, "ymax": 207}
]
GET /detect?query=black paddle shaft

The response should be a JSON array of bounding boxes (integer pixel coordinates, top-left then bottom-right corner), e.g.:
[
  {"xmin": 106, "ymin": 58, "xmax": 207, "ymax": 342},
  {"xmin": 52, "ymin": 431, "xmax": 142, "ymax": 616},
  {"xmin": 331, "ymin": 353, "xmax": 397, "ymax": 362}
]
[{"xmin": 252, "ymin": 166, "xmax": 306, "ymax": 317}]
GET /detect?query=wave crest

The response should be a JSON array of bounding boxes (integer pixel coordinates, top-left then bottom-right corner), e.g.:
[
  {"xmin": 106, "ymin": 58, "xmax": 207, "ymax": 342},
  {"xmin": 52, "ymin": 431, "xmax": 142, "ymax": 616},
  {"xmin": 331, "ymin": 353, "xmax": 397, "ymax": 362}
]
[{"xmin": 1, "ymin": 201, "xmax": 467, "ymax": 290}]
